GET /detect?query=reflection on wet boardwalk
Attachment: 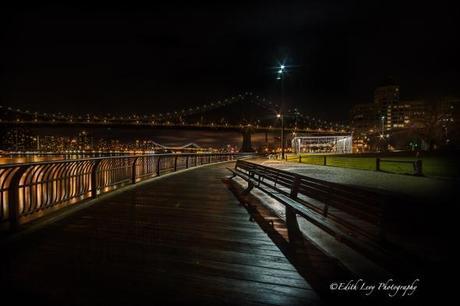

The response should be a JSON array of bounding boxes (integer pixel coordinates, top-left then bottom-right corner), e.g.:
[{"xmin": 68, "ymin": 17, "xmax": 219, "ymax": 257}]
[{"xmin": 1, "ymin": 162, "xmax": 319, "ymax": 306}]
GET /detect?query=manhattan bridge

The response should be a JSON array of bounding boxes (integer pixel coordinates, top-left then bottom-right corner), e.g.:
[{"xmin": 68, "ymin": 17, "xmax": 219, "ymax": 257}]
[{"xmin": 0, "ymin": 92, "xmax": 350, "ymax": 151}]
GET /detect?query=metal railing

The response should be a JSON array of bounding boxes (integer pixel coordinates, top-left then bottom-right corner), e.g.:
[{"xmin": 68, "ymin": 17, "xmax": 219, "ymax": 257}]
[
  {"xmin": 0, "ymin": 153, "xmax": 237, "ymax": 231},
  {"xmin": 285, "ymin": 154, "xmax": 423, "ymax": 176},
  {"xmin": 376, "ymin": 158, "xmax": 423, "ymax": 176}
]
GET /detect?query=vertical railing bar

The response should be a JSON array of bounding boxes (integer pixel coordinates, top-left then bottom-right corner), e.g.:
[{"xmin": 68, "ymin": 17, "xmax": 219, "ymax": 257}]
[
  {"xmin": 156, "ymin": 156, "xmax": 161, "ymax": 176},
  {"xmin": 7, "ymin": 166, "xmax": 30, "ymax": 231},
  {"xmin": 131, "ymin": 157, "xmax": 139, "ymax": 184},
  {"xmin": 0, "ymin": 153, "xmax": 237, "ymax": 228},
  {"xmin": 91, "ymin": 160, "xmax": 102, "ymax": 199}
]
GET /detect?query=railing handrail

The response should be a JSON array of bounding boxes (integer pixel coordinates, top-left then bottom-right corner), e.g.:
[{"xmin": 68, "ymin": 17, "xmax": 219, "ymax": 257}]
[
  {"xmin": 379, "ymin": 159, "xmax": 418, "ymax": 163},
  {"xmin": 289, "ymin": 154, "xmax": 423, "ymax": 176},
  {"xmin": 0, "ymin": 152, "xmax": 235, "ymax": 169},
  {"xmin": 1, "ymin": 152, "xmax": 239, "ymax": 231}
]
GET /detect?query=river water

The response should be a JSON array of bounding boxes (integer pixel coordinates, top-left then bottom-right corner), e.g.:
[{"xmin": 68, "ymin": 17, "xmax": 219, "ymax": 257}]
[{"xmin": 0, "ymin": 154, "xmax": 132, "ymax": 165}]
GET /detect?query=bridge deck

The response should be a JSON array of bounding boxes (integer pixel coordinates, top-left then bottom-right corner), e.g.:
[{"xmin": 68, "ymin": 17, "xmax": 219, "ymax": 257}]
[{"xmin": 1, "ymin": 162, "xmax": 319, "ymax": 306}]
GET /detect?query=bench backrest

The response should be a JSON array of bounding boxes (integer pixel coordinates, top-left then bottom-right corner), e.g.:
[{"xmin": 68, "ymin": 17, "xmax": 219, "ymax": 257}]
[{"xmin": 234, "ymin": 160, "xmax": 384, "ymax": 224}]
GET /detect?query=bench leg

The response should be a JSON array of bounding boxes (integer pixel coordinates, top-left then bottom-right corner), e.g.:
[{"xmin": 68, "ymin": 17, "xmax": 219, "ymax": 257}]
[
  {"xmin": 242, "ymin": 181, "xmax": 254, "ymax": 195},
  {"xmin": 323, "ymin": 203, "xmax": 329, "ymax": 217},
  {"xmin": 285, "ymin": 206, "xmax": 304, "ymax": 245}
]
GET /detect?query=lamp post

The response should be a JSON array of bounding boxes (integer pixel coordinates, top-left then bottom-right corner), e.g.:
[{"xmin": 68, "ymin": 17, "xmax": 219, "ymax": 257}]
[
  {"xmin": 381, "ymin": 115, "xmax": 385, "ymax": 135},
  {"xmin": 277, "ymin": 113, "xmax": 284, "ymax": 159},
  {"xmin": 277, "ymin": 65, "xmax": 286, "ymax": 159},
  {"xmin": 380, "ymin": 115, "xmax": 385, "ymax": 151}
]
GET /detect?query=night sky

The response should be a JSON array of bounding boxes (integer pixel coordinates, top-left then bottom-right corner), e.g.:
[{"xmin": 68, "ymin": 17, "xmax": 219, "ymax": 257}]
[{"xmin": 1, "ymin": 1, "xmax": 459, "ymax": 122}]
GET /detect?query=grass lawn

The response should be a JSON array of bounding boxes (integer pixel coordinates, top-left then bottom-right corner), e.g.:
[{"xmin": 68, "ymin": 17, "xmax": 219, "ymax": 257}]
[{"xmin": 286, "ymin": 154, "xmax": 458, "ymax": 178}]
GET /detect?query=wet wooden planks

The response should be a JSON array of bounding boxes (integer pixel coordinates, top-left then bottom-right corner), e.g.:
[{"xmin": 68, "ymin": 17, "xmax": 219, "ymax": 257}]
[{"xmin": 1, "ymin": 162, "xmax": 319, "ymax": 306}]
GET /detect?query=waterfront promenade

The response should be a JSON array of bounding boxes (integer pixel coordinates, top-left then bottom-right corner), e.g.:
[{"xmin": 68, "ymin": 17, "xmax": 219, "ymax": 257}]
[{"xmin": 0, "ymin": 162, "xmax": 320, "ymax": 306}]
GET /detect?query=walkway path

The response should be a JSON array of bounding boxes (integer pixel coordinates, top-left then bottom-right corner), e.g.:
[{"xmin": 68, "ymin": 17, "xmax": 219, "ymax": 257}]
[{"xmin": 1, "ymin": 162, "xmax": 319, "ymax": 306}]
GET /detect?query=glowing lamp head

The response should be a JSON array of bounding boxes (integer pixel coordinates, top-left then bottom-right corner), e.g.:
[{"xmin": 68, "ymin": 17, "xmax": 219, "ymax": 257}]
[{"xmin": 276, "ymin": 114, "xmax": 281, "ymax": 118}]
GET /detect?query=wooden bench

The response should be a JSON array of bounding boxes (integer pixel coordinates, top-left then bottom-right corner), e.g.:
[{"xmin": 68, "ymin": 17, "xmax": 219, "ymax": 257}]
[{"xmin": 227, "ymin": 159, "xmax": 389, "ymax": 258}]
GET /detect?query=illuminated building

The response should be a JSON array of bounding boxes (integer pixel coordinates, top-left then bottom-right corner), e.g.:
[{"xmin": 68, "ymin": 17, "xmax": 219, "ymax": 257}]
[
  {"xmin": 350, "ymin": 104, "xmax": 378, "ymax": 152},
  {"xmin": 373, "ymin": 80, "xmax": 400, "ymax": 131},
  {"xmin": 291, "ymin": 135, "xmax": 353, "ymax": 154},
  {"xmin": 391, "ymin": 100, "xmax": 426, "ymax": 129}
]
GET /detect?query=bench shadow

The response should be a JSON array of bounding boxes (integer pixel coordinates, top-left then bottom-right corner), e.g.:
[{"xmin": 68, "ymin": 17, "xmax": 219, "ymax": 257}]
[{"xmin": 222, "ymin": 177, "xmax": 378, "ymax": 305}]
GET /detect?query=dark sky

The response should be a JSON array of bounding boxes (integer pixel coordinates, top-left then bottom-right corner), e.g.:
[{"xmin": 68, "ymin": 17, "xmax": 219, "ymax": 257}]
[{"xmin": 1, "ymin": 1, "xmax": 459, "ymax": 122}]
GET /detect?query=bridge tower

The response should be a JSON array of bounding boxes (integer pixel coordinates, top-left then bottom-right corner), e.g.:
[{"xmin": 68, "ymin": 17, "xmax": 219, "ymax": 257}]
[{"xmin": 240, "ymin": 127, "xmax": 255, "ymax": 152}]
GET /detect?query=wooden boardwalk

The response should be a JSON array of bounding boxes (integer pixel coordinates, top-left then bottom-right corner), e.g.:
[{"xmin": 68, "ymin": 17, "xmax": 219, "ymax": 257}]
[{"xmin": 1, "ymin": 162, "xmax": 320, "ymax": 306}]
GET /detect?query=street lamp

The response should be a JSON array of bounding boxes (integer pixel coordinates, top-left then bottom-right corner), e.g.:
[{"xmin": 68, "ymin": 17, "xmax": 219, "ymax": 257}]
[{"xmin": 277, "ymin": 64, "xmax": 286, "ymax": 159}]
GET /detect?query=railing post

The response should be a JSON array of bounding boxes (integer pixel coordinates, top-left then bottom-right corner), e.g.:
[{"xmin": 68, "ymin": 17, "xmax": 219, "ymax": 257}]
[
  {"xmin": 376, "ymin": 158, "xmax": 381, "ymax": 171},
  {"xmin": 131, "ymin": 157, "xmax": 139, "ymax": 184},
  {"xmin": 323, "ymin": 155, "xmax": 327, "ymax": 166},
  {"xmin": 7, "ymin": 165, "xmax": 29, "ymax": 231},
  {"xmin": 156, "ymin": 156, "xmax": 161, "ymax": 176},
  {"xmin": 174, "ymin": 156, "xmax": 178, "ymax": 171},
  {"xmin": 414, "ymin": 159, "xmax": 423, "ymax": 176},
  {"xmin": 286, "ymin": 175, "xmax": 303, "ymax": 245},
  {"xmin": 185, "ymin": 156, "xmax": 189, "ymax": 169},
  {"xmin": 91, "ymin": 159, "xmax": 101, "ymax": 199},
  {"xmin": 298, "ymin": 156, "xmax": 301, "ymax": 163}
]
